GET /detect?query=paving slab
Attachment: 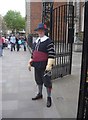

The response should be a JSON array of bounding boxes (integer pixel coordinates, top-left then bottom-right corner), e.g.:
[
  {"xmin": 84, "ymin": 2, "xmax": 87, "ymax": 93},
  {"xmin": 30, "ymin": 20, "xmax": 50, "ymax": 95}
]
[{"xmin": 1, "ymin": 48, "xmax": 82, "ymax": 118}]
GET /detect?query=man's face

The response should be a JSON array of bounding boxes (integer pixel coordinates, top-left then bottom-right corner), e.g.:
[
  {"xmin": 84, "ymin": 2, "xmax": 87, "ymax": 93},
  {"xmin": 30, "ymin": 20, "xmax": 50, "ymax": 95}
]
[{"xmin": 36, "ymin": 29, "xmax": 45, "ymax": 37}]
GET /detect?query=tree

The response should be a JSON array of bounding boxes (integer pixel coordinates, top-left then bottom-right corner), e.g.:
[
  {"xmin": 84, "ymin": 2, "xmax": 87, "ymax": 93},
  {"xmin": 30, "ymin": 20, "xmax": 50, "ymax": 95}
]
[
  {"xmin": 0, "ymin": 14, "xmax": 7, "ymax": 35},
  {"xmin": 4, "ymin": 10, "xmax": 25, "ymax": 33},
  {"xmin": 2, "ymin": 18, "xmax": 7, "ymax": 35}
]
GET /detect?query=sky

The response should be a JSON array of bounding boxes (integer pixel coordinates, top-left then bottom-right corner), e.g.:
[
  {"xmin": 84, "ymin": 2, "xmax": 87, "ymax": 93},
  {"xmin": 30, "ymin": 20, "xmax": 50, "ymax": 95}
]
[{"xmin": 0, "ymin": 0, "xmax": 25, "ymax": 17}]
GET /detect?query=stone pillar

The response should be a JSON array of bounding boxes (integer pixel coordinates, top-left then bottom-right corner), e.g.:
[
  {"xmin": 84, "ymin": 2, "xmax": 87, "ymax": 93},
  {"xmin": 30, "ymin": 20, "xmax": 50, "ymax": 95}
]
[{"xmin": 25, "ymin": 1, "xmax": 31, "ymax": 35}]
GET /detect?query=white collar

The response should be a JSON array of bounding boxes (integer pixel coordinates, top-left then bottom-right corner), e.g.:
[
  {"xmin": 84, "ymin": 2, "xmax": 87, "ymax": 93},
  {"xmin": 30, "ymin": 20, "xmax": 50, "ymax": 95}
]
[{"xmin": 36, "ymin": 35, "xmax": 49, "ymax": 43}]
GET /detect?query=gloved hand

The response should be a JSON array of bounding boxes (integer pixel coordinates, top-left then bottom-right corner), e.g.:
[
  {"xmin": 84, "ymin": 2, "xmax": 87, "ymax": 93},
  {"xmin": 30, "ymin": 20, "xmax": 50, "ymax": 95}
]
[
  {"xmin": 28, "ymin": 58, "xmax": 33, "ymax": 71},
  {"xmin": 45, "ymin": 58, "xmax": 55, "ymax": 71}
]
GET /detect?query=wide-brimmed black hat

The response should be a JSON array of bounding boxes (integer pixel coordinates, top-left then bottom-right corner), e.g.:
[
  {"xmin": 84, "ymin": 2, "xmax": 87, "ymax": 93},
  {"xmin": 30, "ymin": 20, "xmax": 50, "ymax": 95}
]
[{"xmin": 34, "ymin": 23, "xmax": 48, "ymax": 31}]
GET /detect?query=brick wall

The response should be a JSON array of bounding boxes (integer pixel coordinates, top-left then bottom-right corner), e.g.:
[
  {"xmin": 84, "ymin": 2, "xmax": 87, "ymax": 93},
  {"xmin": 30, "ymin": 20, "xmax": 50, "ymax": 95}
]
[
  {"xmin": 29, "ymin": 2, "xmax": 42, "ymax": 34},
  {"xmin": 53, "ymin": 2, "xmax": 66, "ymax": 8}
]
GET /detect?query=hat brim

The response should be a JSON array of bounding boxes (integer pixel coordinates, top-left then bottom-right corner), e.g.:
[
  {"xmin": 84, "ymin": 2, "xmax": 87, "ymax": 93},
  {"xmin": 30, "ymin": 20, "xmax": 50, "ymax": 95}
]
[{"xmin": 34, "ymin": 27, "xmax": 48, "ymax": 31}]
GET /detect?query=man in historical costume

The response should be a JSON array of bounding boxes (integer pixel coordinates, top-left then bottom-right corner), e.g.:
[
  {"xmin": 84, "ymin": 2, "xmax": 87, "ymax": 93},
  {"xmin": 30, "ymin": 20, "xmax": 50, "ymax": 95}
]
[{"xmin": 28, "ymin": 23, "xmax": 55, "ymax": 107}]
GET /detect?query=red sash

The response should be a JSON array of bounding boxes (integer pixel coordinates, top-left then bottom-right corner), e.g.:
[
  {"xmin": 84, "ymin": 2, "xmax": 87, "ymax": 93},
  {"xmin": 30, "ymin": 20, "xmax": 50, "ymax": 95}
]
[{"xmin": 33, "ymin": 50, "xmax": 48, "ymax": 62}]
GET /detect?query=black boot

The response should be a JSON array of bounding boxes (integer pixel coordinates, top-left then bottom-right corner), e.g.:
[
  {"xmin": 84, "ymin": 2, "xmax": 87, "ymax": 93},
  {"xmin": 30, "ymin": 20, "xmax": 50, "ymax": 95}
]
[
  {"xmin": 32, "ymin": 93, "xmax": 43, "ymax": 100},
  {"xmin": 47, "ymin": 97, "xmax": 52, "ymax": 107}
]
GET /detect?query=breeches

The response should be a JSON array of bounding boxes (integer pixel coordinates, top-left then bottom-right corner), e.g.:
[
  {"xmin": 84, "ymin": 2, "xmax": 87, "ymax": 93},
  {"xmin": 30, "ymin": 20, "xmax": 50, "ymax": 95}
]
[{"xmin": 34, "ymin": 68, "xmax": 52, "ymax": 88}]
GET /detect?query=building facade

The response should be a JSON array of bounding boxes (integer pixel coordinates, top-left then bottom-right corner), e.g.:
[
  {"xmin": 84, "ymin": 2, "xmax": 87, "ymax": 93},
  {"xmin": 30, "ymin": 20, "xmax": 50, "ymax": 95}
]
[
  {"xmin": 25, "ymin": 0, "xmax": 85, "ymax": 42},
  {"xmin": 25, "ymin": 1, "xmax": 67, "ymax": 35}
]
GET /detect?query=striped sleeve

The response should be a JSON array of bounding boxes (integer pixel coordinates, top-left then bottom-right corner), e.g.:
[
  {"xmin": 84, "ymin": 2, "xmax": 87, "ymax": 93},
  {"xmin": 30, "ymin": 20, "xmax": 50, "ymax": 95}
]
[{"xmin": 47, "ymin": 40, "xmax": 55, "ymax": 59}]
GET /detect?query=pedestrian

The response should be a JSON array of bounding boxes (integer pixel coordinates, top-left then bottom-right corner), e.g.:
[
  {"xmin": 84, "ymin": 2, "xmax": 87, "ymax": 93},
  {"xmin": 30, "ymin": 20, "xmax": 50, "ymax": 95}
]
[
  {"xmin": 16, "ymin": 36, "xmax": 20, "ymax": 51},
  {"xmin": 21, "ymin": 36, "xmax": 26, "ymax": 51},
  {"xmin": 0, "ymin": 34, "xmax": 4, "ymax": 56},
  {"xmin": 10, "ymin": 34, "xmax": 16, "ymax": 51},
  {"xmin": 28, "ymin": 23, "xmax": 55, "ymax": 107}
]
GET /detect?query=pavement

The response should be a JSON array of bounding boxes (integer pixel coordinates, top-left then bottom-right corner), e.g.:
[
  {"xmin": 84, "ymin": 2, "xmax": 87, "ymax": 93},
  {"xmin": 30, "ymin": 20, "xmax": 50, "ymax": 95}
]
[{"xmin": 0, "ymin": 47, "xmax": 82, "ymax": 118}]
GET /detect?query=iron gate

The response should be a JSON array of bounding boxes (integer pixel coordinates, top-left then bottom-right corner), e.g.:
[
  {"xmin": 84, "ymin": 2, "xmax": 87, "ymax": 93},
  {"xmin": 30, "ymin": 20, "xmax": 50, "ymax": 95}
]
[
  {"xmin": 51, "ymin": 4, "xmax": 74, "ymax": 79},
  {"xmin": 42, "ymin": 2, "xmax": 53, "ymax": 37}
]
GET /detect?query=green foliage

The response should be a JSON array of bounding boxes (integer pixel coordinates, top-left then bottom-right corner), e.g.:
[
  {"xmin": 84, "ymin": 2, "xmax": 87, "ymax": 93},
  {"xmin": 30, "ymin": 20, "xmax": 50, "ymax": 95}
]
[{"xmin": 4, "ymin": 10, "xmax": 25, "ymax": 32}]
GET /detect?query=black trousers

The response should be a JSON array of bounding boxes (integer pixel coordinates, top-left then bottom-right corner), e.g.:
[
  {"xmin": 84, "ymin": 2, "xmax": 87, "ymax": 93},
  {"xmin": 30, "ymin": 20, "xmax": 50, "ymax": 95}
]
[
  {"xmin": 16, "ymin": 43, "xmax": 20, "ymax": 51},
  {"xmin": 11, "ymin": 43, "xmax": 15, "ymax": 51},
  {"xmin": 34, "ymin": 67, "xmax": 52, "ymax": 88}
]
